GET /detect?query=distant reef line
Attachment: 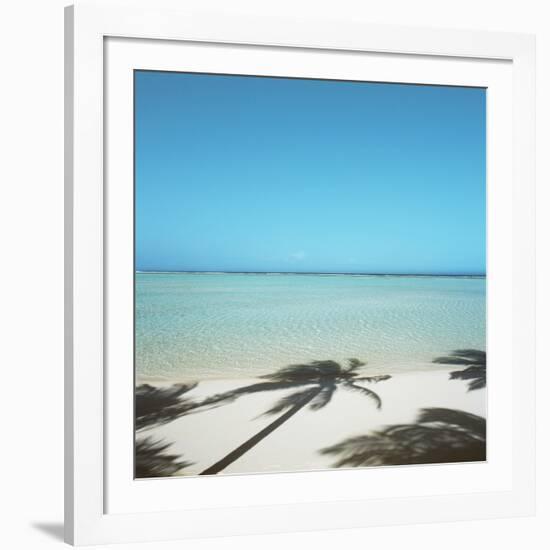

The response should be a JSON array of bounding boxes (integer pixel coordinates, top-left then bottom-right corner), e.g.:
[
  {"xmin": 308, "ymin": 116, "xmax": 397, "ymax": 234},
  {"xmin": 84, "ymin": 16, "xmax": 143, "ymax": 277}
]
[{"xmin": 135, "ymin": 270, "xmax": 486, "ymax": 278}]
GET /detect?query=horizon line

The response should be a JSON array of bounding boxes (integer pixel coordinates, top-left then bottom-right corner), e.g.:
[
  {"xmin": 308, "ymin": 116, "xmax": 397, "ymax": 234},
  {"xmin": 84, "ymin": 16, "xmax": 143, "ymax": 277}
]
[{"xmin": 135, "ymin": 270, "xmax": 486, "ymax": 277}]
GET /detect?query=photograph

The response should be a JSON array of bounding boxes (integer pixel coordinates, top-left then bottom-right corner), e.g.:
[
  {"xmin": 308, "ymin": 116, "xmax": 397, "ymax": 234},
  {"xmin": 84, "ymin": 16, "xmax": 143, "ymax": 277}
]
[{"xmin": 133, "ymin": 70, "xmax": 487, "ymax": 478}]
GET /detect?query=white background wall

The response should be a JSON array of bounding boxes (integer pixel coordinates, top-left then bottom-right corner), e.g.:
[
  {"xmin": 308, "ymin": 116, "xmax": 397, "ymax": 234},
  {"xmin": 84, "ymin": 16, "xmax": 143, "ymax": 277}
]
[{"xmin": 0, "ymin": 0, "xmax": 547, "ymax": 548}]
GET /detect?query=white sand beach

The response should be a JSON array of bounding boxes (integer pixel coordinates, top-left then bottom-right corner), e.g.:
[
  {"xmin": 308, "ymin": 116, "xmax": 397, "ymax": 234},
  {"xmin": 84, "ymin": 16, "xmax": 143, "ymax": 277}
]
[{"xmin": 136, "ymin": 366, "xmax": 486, "ymax": 477}]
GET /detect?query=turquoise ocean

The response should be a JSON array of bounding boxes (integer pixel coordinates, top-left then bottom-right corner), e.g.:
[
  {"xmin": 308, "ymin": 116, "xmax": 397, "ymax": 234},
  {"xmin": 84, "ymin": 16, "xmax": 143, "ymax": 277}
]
[{"xmin": 135, "ymin": 273, "xmax": 486, "ymax": 381}]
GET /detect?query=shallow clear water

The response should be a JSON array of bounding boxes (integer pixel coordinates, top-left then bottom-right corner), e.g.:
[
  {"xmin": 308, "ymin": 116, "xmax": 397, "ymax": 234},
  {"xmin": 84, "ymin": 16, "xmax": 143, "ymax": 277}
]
[{"xmin": 135, "ymin": 273, "xmax": 486, "ymax": 380}]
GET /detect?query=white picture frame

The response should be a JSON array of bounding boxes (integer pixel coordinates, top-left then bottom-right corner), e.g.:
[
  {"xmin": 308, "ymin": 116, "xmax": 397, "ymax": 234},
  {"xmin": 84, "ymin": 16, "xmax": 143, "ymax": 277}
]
[{"xmin": 65, "ymin": 0, "xmax": 536, "ymax": 545}]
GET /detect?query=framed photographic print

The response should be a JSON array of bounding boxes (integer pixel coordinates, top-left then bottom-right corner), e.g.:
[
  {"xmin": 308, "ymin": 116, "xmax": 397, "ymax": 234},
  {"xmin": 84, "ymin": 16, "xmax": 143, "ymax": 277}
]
[{"xmin": 65, "ymin": 1, "xmax": 536, "ymax": 545}]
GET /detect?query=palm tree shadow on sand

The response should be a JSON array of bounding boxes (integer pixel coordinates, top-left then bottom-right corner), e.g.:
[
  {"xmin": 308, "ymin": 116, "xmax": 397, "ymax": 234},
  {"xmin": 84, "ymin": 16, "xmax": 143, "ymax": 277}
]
[
  {"xmin": 135, "ymin": 436, "xmax": 193, "ymax": 478},
  {"xmin": 135, "ymin": 383, "xmax": 199, "ymax": 478},
  {"xmin": 199, "ymin": 359, "xmax": 391, "ymax": 475},
  {"xmin": 134, "ymin": 359, "xmax": 391, "ymax": 477},
  {"xmin": 433, "ymin": 349, "xmax": 486, "ymax": 391},
  {"xmin": 135, "ymin": 382, "xmax": 198, "ymax": 430},
  {"xmin": 320, "ymin": 350, "xmax": 487, "ymax": 468},
  {"xmin": 320, "ymin": 407, "xmax": 486, "ymax": 467}
]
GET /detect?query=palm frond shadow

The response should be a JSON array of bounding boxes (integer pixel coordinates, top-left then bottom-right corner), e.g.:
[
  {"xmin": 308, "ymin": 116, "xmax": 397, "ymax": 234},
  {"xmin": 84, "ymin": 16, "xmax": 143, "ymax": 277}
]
[
  {"xmin": 206, "ymin": 359, "xmax": 389, "ymax": 416},
  {"xmin": 320, "ymin": 407, "xmax": 486, "ymax": 467},
  {"xmin": 135, "ymin": 436, "xmax": 192, "ymax": 478},
  {"xmin": 433, "ymin": 349, "xmax": 486, "ymax": 391},
  {"xmin": 135, "ymin": 382, "xmax": 198, "ymax": 430}
]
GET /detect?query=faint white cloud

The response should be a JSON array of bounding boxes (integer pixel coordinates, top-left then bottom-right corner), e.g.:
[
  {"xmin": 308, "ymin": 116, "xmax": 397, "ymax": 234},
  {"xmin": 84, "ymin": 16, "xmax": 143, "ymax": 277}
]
[{"xmin": 289, "ymin": 251, "xmax": 306, "ymax": 261}]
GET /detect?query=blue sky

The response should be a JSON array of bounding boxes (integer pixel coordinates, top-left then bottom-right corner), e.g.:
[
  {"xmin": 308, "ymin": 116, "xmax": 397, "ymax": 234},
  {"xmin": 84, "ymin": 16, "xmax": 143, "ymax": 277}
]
[{"xmin": 135, "ymin": 71, "xmax": 486, "ymax": 274}]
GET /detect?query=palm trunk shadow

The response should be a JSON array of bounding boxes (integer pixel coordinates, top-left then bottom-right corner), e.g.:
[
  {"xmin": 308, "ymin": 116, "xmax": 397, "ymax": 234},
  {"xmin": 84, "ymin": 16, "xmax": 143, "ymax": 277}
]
[{"xmin": 200, "ymin": 386, "xmax": 322, "ymax": 475}]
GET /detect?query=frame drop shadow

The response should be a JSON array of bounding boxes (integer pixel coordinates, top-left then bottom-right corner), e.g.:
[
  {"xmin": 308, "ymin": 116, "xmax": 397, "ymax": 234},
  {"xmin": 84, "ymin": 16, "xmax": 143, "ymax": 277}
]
[{"xmin": 31, "ymin": 522, "xmax": 64, "ymax": 542}]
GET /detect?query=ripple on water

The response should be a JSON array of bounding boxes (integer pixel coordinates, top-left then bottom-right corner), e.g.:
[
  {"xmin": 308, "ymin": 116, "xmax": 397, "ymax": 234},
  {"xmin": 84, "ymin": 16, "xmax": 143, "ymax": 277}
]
[{"xmin": 135, "ymin": 273, "xmax": 486, "ymax": 380}]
